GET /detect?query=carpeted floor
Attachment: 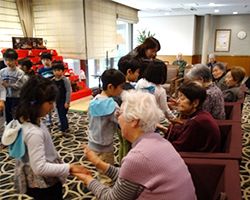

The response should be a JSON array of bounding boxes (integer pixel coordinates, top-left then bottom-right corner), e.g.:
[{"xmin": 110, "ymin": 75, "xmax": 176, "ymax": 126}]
[{"xmin": 0, "ymin": 94, "xmax": 250, "ymax": 199}]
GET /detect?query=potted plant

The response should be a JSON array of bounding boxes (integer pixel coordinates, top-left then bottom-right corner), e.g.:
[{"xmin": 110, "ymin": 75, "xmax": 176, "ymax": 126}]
[{"xmin": 137, "ymin": 29, "xmax": 155, "ymax": 44}]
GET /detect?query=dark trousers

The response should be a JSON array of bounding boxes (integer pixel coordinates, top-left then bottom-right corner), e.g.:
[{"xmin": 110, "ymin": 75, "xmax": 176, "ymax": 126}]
[
  {"xmin": 26, "ymin": 182, "xmax": 63, "ymax": 200},
  {"xmin": 5, "ymin": 97, "xmax": 20, "ymax": 124},
  {"xmin": 56, "ymin": 101, "xmax": 69, "ymax": 131}
]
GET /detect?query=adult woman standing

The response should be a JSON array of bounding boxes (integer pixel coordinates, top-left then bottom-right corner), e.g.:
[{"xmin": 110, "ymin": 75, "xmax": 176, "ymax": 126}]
[
  {"xmin": 124, "ymin": 37, "xmax": 161, "ymax": 79},
  {"xmin": 73, "ymin": 90, "xmax": 196, "ymax": 200}
]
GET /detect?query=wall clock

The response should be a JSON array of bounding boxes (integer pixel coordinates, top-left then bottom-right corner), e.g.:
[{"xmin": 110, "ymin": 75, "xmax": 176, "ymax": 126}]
[{"xmin": 237, "ymin": 31, "xmax": 247, "ymax": 40}]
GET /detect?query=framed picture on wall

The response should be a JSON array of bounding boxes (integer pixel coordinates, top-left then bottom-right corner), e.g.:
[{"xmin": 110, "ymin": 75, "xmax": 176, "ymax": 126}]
[{"xmin": 214, "ymin": 29, "xmax": 231, "ymax": 52}]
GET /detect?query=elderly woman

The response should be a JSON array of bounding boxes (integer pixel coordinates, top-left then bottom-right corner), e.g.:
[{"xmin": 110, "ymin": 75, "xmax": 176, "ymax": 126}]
[
  {"xmin": 212, "ymin": 62, "xmax": 227, "ymax": 91},
  {"xmin": 223, "ymin": 66, "xmax": 246, "ymax": 102},
  {"xmin": 165, "ymin": 81, "xmax": 221, "ymax": 152},
  {"xmin": 73, "ymin": 90, "xmax": 196, "ymax": 200},
  {"xmin": 186, "ymin": 64, "xmax": 225, "ymax": 119}
]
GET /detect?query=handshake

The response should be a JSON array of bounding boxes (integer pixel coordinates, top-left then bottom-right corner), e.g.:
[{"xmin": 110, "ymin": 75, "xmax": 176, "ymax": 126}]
[{"xmin": 69, "ymin": 144, "xmax": 105, "ymax": 186}]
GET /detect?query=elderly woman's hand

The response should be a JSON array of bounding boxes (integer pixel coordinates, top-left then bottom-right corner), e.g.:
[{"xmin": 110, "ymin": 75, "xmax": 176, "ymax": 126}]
[
  {"xmin": 69, "ymin": 164, "xmax": 91, "ymax": 175},
  {"xmin": 169, "ymin": 118, "xmax": 184, "ymax": 125},
  {"xmin": 72, "ymin": 172, "xmax": 94, "ymax": 186},
  {"xmin": 83, "ymin": 144, "xmax": 110, "ymax": 173},
  {"xmin": 83, "ymin": 144, "xmax": 101, "ymax": 166}
]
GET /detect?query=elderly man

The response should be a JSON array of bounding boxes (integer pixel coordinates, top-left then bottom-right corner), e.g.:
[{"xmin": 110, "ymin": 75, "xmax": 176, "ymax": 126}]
[{"xmin": 172, "ymin": 53, "xmax": 187, "ymax": 78}]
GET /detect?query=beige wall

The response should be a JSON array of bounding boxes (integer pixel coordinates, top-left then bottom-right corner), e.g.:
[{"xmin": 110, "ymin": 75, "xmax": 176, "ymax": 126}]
[{"xmin": 208, "ymin": 14, "xmax": 250, "ymax": 55}]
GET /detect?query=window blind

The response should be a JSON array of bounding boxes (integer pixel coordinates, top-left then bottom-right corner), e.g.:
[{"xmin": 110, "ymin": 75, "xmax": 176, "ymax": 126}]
[
  {"xmin": 85, "ymin": 0, "xmax": 138, "ymax": 59},
  {"xmin": 32, "ymin": 0, "xmax": 86, "ymax": 59},
  {"xmin": 116, "ymin": 4, "xmax": 138, "ymax": 23},
  {"xmin": 85, "ymin": 0, "xmax": 117, "ymax": 59},
  {"xmin": 0, "ymin": 0, "xmax": 24, "ymax": 49}
]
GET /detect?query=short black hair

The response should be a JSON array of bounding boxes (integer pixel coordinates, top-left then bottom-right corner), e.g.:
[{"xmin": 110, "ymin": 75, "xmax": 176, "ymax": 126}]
[
  {"xmin": 40, "ymin": 52, "xmax": 52, "ymax": 60},
  {"xmin": 3, "ymin": 48, "xmax": 18, "ymax": 60},
  {"xmin": 143, "ymin": 60, "xmax": 167, "ymax": 84},
  {"xmin": 101, "ymin": 68, "xmax": 125, "ymax": 90},
  {"xmin": 213, "ymin": 62, "xmax": 226, "ymax": 72},
  {"xmin": 118, "ymin": 55, "xmax": 141, "ymax": 75},
  {"xmin": 52, "ymin": 61, "xmax": 64, "ymax": 71},
  {"xmin": 18, "ymin": 58, "xmax": 33, "ymax": 70},
  {"xmin": 178, "ymin": 81, "xmax": 207, "ymax": 108},
  {"xmin": 15, "ymin": 76, "xmax": 58, "ymax": 125}
]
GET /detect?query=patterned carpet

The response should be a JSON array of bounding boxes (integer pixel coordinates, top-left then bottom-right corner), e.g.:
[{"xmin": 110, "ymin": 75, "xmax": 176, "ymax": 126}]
[{"xmin": 0, "ymin": 94, "xmax": 250, "ymax": 199}]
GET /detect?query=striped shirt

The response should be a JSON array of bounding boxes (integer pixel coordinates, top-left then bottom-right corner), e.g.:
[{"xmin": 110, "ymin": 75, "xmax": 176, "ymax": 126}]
[{"xmin": 88, "ymin": 165, "xmax": 144, "ymax": 200}]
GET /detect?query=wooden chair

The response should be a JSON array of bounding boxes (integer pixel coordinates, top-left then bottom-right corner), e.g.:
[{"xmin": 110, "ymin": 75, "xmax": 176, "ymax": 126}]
[
  {"xmin": 224, "ymin": 101, "xmax": 241, "ymax": 121},
  {"xmin": 180, "ymin": 121, "xmax": 242, "ymax": 161},
  {"xmin": 170, "ymin": 64, "xmax": 193, "ymax": 97},
  {"xmin": 184, "ymin": 158, "xmax": 241, "ymax": 200},
  {"xmin": 162, "ymin": 64, "xmax": 179, "ymax": 95}
]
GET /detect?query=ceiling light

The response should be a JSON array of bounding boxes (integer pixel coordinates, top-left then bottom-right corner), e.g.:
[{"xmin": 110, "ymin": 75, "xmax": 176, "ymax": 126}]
[
  {"xmin": 214, "ymin": 9, "xmax": 219, "ymax": 13},
  {"xmin": 233, "ymin": 11, "xmax": 238, "ymax": 14},
  {"xmin": 209, "ymin": 3, "xmax": 216, "ymax": 6}
]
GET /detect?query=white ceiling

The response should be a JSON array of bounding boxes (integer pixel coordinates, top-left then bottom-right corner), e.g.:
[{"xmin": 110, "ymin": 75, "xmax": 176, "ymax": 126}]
[{"xmin": 112, "ymin": 0, "xmax": 250, "ymax": 17}]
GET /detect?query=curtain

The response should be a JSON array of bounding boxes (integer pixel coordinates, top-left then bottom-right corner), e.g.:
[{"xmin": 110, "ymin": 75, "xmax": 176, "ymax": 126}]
[
  {"xmin": 0, "ymin": 0, "xmax": 24, "ymax": 49},
  {"xmin": 16, "ymin": 0, "xmax": 33, "ymax": 37},
  {"xmin": 32, "ymin": 0, "xmax": 86, "ymax": 59}
]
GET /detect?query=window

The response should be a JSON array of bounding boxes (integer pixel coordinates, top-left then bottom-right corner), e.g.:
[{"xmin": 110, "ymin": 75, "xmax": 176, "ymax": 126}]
[{"xmin": 0, "ymin": 0, "xmax": 24, "ymax": 49}]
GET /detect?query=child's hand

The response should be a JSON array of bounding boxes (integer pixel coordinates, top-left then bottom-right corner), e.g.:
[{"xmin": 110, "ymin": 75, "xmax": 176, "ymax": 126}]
[
  {"xmin": 70, "ymin": 164, "xmax": 91, "ymax": 175},
  {"xmin": 2, "ymin": 81, "xmax": 9, "ymax": 88},
  {"xmin": 156, "ymin": 123, "xmax": 168, "ymax": 134},
  {"xmin": 64, "ymin": 103, "xmax": 70, "ymax": 109},
  {"xmin": 114, "ymin": 107, "xmax": 121, "ymax": 118},
  {"xmin": 82, "ymin": 144, "xmax": 101, "ymax": 166},
  {"xmin": 0, "ymin": 100, "xmax": 4, "ymax": 112}
]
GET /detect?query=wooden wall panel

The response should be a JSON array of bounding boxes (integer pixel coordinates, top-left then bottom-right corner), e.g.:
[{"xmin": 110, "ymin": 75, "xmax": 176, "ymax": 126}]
[
  {"xmin": 157, "ymin": 55, "xmax": 250, "ymax": 76},
  {"xmin": 216, "ymin": 56, "xmax": 250, "ymax": 76},
  {"xmin": 157, "ymin": 55, "xmax": 193, "ymax": 65}
]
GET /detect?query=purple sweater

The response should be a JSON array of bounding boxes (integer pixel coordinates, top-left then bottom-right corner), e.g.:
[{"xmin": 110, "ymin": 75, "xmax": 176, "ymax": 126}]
[{"xmin": 119, "ymin": 133, "xmax": 196, "ymax": 200}]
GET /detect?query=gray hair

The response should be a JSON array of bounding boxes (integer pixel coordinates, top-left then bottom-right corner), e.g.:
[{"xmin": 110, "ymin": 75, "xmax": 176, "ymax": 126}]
[
  {"xmin": 186, "ymin": 64, "xmax": 212, "ymax": 82},
  {"xmin": 121, "ymin": 90, "xmax": 164, "ymax": 133},
  {"xmin": 209, "ymin": 53, "xmax": 215, "ymax": 59}
]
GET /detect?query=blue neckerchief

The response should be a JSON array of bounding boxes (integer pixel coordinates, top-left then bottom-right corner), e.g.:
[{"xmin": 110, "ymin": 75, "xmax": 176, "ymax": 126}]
[
  {"xmin": 142, "ymin": 86, "xmax": 155, "ymax": 94},
  {"xmin": 9, "ymin": 128, "xmax": 26, "ymax": 159},
  {"xmin": 89, "ymin": 98, "xmax": 116, "ymax": 117}
]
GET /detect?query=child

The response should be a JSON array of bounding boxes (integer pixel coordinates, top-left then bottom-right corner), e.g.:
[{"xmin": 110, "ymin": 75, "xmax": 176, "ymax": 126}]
[
  {"xmin": 136, "ymin": 60, "xmax": 176, "ymax": 120},
  {"xmin": 88, "ymin": 68, "xmax": 125, "ymax": 184},
  {"xmin": 18, "ymin": 57, "xmax": 34, "ymax": 82},
  {"xmin": 0, "ymin": 83, "xmax": 6, "ymax": 112},
  {"xmin": 52, "ymin": 62, "xmax": 72, "ymax": 135},
  {"xmin": 1, "ymin": 76, "xmax": 88, "ymax": 199},
  {"xmin": 38, "ymin": 52, "xmax": 54, "ymax": 79},
  {"xmin": 118, "ymin": 55, "xmax": 140, "ymax": 90},
  {"xmin": 0, "ymin": 48, "xmax": 25, "ymax": 123},
  {"xmin": 117, "ymin": 55, "xmax": 140, "ymax": 162},
  {"xmin": 38, "ymin": 52, "xmax": 53, "ymax": 126}
]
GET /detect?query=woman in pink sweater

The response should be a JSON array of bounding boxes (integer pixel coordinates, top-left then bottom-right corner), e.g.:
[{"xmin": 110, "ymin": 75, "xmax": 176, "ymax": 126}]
[{"xmin": 73, "ymin": 90, "xmax": 196, "ymax": 200}]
